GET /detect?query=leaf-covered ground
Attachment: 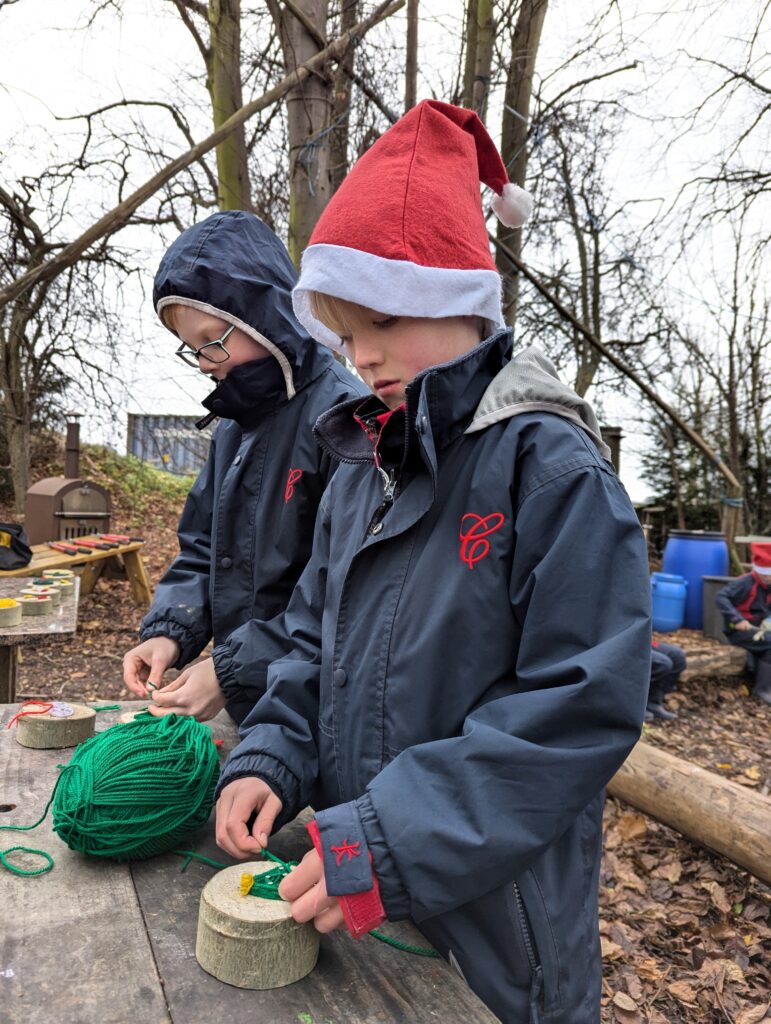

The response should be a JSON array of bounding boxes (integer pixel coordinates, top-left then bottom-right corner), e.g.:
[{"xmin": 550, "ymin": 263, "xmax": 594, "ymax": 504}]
[{"xmin": 4, "ymin": 445, "xmax": 770, "ymax": 1023}]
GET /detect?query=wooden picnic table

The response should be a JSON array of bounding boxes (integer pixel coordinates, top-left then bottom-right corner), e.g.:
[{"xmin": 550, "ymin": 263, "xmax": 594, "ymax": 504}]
[
  {"xmin": 0, "ymin": 535, "xmax": 152, "ymax": 607},
  {"xmin": 0, "ymin": 578, "xmax": 80, "ymax": 703},
  {"xmin": 0, "ymin": 703, "xmax": 498, "ymax": 1024}
]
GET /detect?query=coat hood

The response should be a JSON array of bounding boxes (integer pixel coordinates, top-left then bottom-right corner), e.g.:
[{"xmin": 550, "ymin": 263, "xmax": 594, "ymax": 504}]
[
  {"xmin": 465, "ymin": 345, "xmax": 611, "ymax": 460},
  {"xmin": 153, "ymin": 211, "xmax": 319, "ymax": 400}
]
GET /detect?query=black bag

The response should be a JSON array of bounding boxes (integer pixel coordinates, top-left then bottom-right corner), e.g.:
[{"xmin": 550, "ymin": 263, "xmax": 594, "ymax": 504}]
[{"xmin": 0, "ymin": 522, "xmax": 33, "ymax": 570}]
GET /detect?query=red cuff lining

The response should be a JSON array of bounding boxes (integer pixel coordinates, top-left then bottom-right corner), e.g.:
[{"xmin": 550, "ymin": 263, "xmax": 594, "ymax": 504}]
[{"xmin": 306, "ymin": 819, "xmax": 386, "ymax": 940}]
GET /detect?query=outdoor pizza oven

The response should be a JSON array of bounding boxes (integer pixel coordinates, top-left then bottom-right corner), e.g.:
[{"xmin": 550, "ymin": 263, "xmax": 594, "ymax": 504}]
[{"xmin": 24, "ymin": 415, "xmax": 112, "ymax": 544}]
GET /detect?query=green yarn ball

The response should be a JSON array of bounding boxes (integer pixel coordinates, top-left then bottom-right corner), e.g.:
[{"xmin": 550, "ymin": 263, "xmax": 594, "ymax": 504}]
[{"xmin": 52, "ymin": 714, "xmax": 220, "ymax": 861}]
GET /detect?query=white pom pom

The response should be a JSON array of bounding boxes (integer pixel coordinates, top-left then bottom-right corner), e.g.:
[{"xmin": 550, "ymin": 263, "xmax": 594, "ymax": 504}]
[{"xmin": 491, "ymin": 183, "xmax": 533, "ymax": 228}]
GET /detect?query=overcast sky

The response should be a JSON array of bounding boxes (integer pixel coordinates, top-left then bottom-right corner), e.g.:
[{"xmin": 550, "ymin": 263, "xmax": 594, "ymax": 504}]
[{"xmin": 2, "ymin": 0, "xmax": 768, "ymax": 501}]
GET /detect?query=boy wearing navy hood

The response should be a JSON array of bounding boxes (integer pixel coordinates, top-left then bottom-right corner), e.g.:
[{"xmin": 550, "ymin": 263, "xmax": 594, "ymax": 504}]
[
  {"xmin": 122, "ymin": 212, "xmax": 365, "ymax": 723},
  {"xmin": 215, "ymin": 104, "xmax": 651, "ymax": 1022}
]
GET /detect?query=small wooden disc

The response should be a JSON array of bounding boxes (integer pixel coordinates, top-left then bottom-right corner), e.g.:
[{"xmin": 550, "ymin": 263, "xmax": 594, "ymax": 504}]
[
  {"xmin": 42, "ymin": 569, "xmax": 75, "ymax": 580},
  {"xmin": 196, "ymin": 861, "xmax": 319, "ymax": 989},
  {"xmin": 15, "ymin": 703, "xmax": 96, "ymax": 749},
  {"xmin": 19, "ymin": 595, "xmax": 52, "ymax": 616},
  {"xmin": 22, "ymin": 585, "xmax": 61, "ymax": 606},
  {"xmin": 0, "ymin": 600, "xmax": 22, "ymax": 626}
]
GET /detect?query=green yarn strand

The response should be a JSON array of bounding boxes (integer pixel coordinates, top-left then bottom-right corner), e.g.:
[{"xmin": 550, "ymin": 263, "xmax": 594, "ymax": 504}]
[{"xmin": 0, "ymin": 845, "xmax": 54, "ymax": 876}]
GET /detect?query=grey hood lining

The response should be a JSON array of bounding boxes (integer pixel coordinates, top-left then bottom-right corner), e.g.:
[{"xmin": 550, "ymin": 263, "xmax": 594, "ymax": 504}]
[
  {"xmin": 157, "ymin": 295, "xmax": 296, "ymax": 400},
  {"xmin": 465, "ymin": 345, "xmax": 612, "ymax": 462}
]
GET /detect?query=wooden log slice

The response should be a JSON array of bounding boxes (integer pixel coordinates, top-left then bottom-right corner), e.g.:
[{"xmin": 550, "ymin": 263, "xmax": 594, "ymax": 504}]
[
  {"xmin": 42, "ymin": 569, "xmax": 75, "ymax": 580},
  {"xmin": 22, "ymin": 586, "xmax": 61, "ymax": 606},
  {"xmin": 0, "ymin": 599, "xmax": 22, "ymax": 626},
  {"xmin": 19, "ymin": 595, "xmax": 52, "ymax": 616},
  {"xmin": 15, "ymin": 703, "xmax": 96, "ymax": 749},
  {"xmin": 116, "ymin": 707, "xmax": 153, "ymax": 724},
  {"xmin": 196, "ymin": 861, "xmax": 319, "ymax": 989}
]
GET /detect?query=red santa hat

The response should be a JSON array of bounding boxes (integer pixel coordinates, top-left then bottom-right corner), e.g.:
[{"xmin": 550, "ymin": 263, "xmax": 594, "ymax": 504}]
[
  {"xmin": 293, "ymin": 99, "xmax": 532, "ymax": 350},
  {"xmin": 751, "ymin": 542, "xmax": 771, "ymax": 575}
]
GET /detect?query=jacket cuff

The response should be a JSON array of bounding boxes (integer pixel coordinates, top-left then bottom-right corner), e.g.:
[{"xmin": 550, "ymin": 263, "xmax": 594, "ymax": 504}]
[
  {"xmin": 139, "ymin": 620, "xmax": 201, "ymax": 669},
  {"xmin": 212, "ymin": 642, "xmax": 239, "ymax": 698},
  {"xmin": 214, "ymin": 752, "xmax": 300, "ymax": 830},
  {"xmin": 314, "ymin": 802, "xmax": 374, "ymax": 895},
  {"xmin": 307, "ymin": 819, "xmax": 385, "ymax": 939},
  {"xmin": 355, "ymin": 791, "xmax": 412, "ymax": 920}
]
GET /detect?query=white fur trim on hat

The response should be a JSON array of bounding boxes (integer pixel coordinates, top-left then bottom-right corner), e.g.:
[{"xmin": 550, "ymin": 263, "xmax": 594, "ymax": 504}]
[
  {"xmin": 752, "ymin": 563, "xmax": 771, "ymax": 575},
  {"xmin": 293, "ymin": 244, "xmax": 505, "ymax": 351},
  {"xmin": 491, "ymin": 183, "xmax": 533, "ymax": 229}
]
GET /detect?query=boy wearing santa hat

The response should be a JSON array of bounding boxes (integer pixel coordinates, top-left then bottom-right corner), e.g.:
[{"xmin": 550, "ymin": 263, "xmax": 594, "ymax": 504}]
[
  {"xmin": 215, "ymin": 101, "xmax": 651, "ymax": 1022},
  {"xmin": 716, "ymin": 542, "xmax": 771, "ymax": 704}
]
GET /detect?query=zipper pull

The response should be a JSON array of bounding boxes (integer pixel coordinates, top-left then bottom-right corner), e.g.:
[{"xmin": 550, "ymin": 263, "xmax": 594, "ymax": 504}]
[{"xmin": 377, "ymin": 466, "xmax": 396, "ymax": 500}]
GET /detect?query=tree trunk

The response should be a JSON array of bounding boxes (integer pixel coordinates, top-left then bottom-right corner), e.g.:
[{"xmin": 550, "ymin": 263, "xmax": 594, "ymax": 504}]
[
  {"xmin": 272, "ymin": 0, "xmax": 333, "ymax": 267},
  {"xmin": 207, "ymin": 0, "xmax": 252, "ymax": 210},
  {"xmin": 495, "ymin": 0, "xmax": 548, "ymax": 326},
  {"xmin": 461, "ymin": 0, "xmax": 494, "ymax": 119},
  {"xmin": 608, "ymin": 742, "xmax": 771, "ymax": 885},
  {"xmin": 0, "ymin": 302, "xmax": 35, "ymax": 513},
  {"xmin": 330, "ymin": 0, "xmax": 358, "ymax": 193},
  {"xmin": 404, "ymin": 0, "xmax": 418, "ymax": 111}
]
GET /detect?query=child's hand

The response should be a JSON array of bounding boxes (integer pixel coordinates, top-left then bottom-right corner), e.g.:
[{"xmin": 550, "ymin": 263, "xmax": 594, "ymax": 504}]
[
  {"xmin": 147, "ymin": 658, "xmax": 226, "ymax": 721},
  {"xmin": 215, "ymin": 777, "xmax": 283, "ymax": 858},
  {"xmin": 735, "ymin": 620, "xmax": 754, "ymax": 632},
  {"xmin": 279, "ymin": 849, "xmax": 345, "ymax": 933},
  {"xmin": 123, "ymin": 636, "xmax": 180, "ymax": 697}
]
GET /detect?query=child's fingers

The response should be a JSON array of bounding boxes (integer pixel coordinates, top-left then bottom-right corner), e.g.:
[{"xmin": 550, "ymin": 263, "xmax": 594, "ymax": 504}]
[
  {"xmin": 279, "ymin": 849, "xmax": 323, "ymax": 901},
  {"xmin": 252, "ymin": 792, "xmax": 283, "ymax": 849},
  {"xmin": 215, "ymin": 785, "xmax": 267, "ymax": 859},
  {"xmin": 154, "ymin": 673, "xmax": 188, "ymax": 695},
  {"xmin": 312, "ymin": 902, "xmax": 346, "ymax": 933}
]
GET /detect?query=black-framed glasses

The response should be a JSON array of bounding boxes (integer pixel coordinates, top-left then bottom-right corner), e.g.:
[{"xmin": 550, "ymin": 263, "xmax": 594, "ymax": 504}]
[{"xmin": 175, "ymin": 324, "xmax": 236, "ymax": 368}]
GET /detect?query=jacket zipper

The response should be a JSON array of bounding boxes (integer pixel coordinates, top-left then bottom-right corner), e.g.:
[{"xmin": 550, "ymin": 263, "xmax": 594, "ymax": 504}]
[
  {"xmin": 366, "ymin": 468, "xmax": 397, "ymax": 537},
  {"xmin": 513, "ymin": 881, "xmax": 544, "ymax": 1022}
]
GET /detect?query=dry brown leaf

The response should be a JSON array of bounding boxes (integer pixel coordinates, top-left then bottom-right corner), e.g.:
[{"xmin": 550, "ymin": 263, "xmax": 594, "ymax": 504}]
[
  {"xmin": 635, "ymin": 957, "xmax": 663, "ymax": 981},
  {"xmin": 601, "ymin": 937, "xmax": 626, "ymax": 961},
  {"xmin": 735, "ymin": 1005, "xmax": 770, "ymax": 1024},
  {"xmin": 652, "ymin": 861, "xmax": 683, "ymax": 884},
  {"xmin": 667, "ymin": 980, "xmax": 699, "ymax": 1004},
  {"xmin": 701, "ymin": 880, "xmax": 733, "ymax": 915},
  {"xmin": 719, "ymin": 959, "xmax": 746, "ymax": 985},
  {"xmin": 743, "ymin": 765, "xmax": 761, "ymax": 780},
  {"xmin": 612, "ymin": 991, "xmax": 638, "ymax": 1011},
  {"xmin": 617, "ymin": 811, "xmax": 648, "ymax": 841}
]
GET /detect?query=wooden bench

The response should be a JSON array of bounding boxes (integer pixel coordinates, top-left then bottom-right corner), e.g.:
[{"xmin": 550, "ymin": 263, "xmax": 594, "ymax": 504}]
[
  {"xmin": 0, "ymin": 536, "xmax": 152, "ymax": 607},
  {"xmin": 0, "ymin": 703, "xmax": 497, "ymax": 1024}
]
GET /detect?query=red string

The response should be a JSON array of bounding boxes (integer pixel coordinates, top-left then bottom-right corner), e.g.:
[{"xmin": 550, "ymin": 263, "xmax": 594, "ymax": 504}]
[{"xmin": 6, "ymin": 701, "xmax": 54, "ymax": 730}]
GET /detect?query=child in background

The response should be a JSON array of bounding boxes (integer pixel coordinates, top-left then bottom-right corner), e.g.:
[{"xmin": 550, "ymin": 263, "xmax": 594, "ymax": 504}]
[
  {"xmin": 215, "ymin": 102, "xmax": 651, "ymax": 1022},
  {"xmin": 646, "ymin": 640, "xmax": 687, "ymax": 720},
  {"xmin": 122, "ymin": 211, "xmax": 365, "ymax": 723},
  {"xmin": 716, "ymin": 542, "xmax": 771, "ymax": 705}
]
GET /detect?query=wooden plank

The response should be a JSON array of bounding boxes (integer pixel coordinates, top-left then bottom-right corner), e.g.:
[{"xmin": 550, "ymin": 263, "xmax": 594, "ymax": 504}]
[
  {"xmin": 122, "ymin": 549, "xmax": 153, "ymax": 607},
  {"xmin": 132, "ymin": 822, "xmax": 498, "ymax": 1024},
  {"xmin": 128, "ymin": 708, "xmax": 498, "ymax": 1024},
  {"xmin": 0, "ymin": 646, "xmax": 18, "ymax": 703},
  {"xmin": 0, "ymin": 706, "xmax": 170, "ymax": 1024}
]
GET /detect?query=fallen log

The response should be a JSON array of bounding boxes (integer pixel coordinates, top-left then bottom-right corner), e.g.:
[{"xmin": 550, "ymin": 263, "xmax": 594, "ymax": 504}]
[{"xmin": 607, "ymin": 741, "xmax": 771, "ymax": 885}]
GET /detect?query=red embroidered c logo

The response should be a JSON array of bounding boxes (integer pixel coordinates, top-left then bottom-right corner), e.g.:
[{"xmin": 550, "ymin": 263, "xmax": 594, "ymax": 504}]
[
  {"xmin": 459, "ymin": 512, "xmax": 505, "ymax": 569},
  {"xmin": 285, "ymin": 468, "xmax": 303, "ymax": 503}
]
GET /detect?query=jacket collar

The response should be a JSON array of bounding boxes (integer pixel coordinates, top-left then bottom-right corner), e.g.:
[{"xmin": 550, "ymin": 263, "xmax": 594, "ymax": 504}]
[
  {"xmin": 201, "ymin": 356, "xmax": 293, "ymax": 430},
  {"xmin": 314, "ymin": 329, "xmax": 512, "ymax": 464}
]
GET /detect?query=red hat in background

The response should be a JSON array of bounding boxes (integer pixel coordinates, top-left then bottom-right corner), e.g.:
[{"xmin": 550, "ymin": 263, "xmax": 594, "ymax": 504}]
[
  {"xmin": 293, "ymin": 100, "xmax": 533, "ymax": 351},
  {"xmin": 751, "ymin": 543, "xmax": 771, "ymax": 575}
]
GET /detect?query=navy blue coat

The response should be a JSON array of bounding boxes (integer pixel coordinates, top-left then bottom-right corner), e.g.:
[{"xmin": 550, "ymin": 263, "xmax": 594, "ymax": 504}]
[
  {"xmin": 219, "ymin": 331, "xmax": 651, "ymax": 1022},
  {"xmin": 139, "ymin": 212, "xmax": 366, "ymax": 723}
]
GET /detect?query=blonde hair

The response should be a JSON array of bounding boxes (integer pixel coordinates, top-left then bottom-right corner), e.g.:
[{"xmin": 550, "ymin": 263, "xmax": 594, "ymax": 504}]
[
  {"xmin": 160, "ymin": 303, "xmax": 181, "ymax": 332},
  {"xmin": 309, "ymin": 292, "xmax": 373, "ymax": 338}
]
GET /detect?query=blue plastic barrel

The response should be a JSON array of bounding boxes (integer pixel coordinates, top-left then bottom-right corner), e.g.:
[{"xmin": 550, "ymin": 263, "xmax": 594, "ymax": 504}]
[
  {"xmin": 650, "ymin": 572, "xmax": 687, "ymax": 631},
  {"xmin": 662, "ymin": 530, "xmax": 729, "ymax": 629}
]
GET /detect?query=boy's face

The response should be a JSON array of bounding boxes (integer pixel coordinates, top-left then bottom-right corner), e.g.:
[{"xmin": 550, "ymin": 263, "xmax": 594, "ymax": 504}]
[
  {"xmin": 171, "ymin": 305, "xmax": 269, "ymax": 381},
  {"xmin": 341, "ymin": 308, "xmax": 481, "ymax": 409}
]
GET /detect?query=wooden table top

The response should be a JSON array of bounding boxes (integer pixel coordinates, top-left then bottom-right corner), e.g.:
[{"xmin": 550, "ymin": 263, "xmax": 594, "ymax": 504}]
[
  {"xmin": 0, "ymin": 578, "xmax": 80, "ymax": 646},
  {"xmin": 0, "ymin": 703, "xmax": 497, "ymax": 1024},
  {"xmin": 0, "ymin": 537, "xmax": 144, "ymax": 578}
]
